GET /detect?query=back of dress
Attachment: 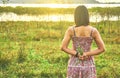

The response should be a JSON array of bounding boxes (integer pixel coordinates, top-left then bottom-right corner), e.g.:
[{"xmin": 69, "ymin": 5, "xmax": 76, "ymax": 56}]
[{"xmin": 68, "ymin": 26, "xmax": 95, "ymax": 67}]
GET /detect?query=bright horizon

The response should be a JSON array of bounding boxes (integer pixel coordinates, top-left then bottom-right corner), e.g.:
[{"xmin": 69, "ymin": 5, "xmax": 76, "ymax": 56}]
[
  {"xmin": 0, "ymin": 0, "xmax": 120, "ymax": 4},
  {"xmin": 96, "ymin": 0, "xmax": 120, "ymax": 3},
  {"xmin": 0, "ymin": 4, "xmax": 120, "ymax": 8}
]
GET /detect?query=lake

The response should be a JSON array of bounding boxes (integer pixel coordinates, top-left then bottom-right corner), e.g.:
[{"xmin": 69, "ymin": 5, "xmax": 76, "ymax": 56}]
[
  {"xmin": 0, "ymin": 12, "xmax": 118, "ymax": 22},
  {"xmin": 0, "ymin": 4, "xmax": 119, "ymax": 22}
]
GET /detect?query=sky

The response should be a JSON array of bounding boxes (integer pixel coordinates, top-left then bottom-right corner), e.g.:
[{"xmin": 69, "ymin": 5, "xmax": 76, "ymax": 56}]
[
  {"xmin": 96, "ymin": 0, "xmax": 120, "ymax": 3},
  {"xmin": 0, "ymin": 0, "xmax": 120, "ymax": 4}
]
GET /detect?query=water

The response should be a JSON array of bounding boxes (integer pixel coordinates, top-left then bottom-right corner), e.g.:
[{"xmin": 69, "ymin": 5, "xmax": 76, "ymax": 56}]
[
  {"xmin": 0, "ymin": 4, "xmax": 119, "ymax": 22},
  {"xmin": 0, "ymin": 12, "xmax": 118, "ymax": 22}
]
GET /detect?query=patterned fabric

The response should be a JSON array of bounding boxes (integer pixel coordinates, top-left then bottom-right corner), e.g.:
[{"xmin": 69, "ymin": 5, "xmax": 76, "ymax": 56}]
[{"xmin": 67, "ymin": 27, "xmax": 97, "ymax": 78}]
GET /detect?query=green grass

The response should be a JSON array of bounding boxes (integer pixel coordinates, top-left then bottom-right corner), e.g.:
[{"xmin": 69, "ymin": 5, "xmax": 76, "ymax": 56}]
[{"xmin": 0, "ymin": 21, "xmax": 120, "ymax": 78}]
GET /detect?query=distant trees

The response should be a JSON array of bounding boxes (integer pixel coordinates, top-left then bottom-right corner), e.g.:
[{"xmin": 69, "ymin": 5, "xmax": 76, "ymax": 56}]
[{"xmin": 2, "ymin": 0, "xmax": 9, "ymax": 4}]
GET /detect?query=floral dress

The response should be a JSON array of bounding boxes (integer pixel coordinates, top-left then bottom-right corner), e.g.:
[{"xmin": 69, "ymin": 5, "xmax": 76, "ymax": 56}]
[{"xmin": 67, "ymin": 27, "xmax": 97, "ymax": 78}]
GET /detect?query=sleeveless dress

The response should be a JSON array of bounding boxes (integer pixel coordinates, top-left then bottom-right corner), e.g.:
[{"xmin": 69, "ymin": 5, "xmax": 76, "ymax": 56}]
[{"xmin": 67, "ymin": 27, "xmax": 97, "ymax": 78}]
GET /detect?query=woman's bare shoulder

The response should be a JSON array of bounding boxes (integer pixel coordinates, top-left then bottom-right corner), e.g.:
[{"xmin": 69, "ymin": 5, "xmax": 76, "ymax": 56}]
[
  {"xmin": 88, "ymin": 26, "xmax": 98, "ymax": 31},
  {"xmin": 67, "ymin": 26, "xmax": 74, "ymax": 32},
  {"xmin": 66, "ymin": 26, "xmax": 75, "ymax": 36},
  {"xmin": 88, "ymin": 26, "xmax": 100, "ymax": 37}
]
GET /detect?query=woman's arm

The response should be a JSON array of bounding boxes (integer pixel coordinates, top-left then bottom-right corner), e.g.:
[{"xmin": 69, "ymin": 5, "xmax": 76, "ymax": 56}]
[
  {"xmin": 85, "ymin": 28, "xmax": 105, "ymax": 56},
  {"xmin": 60, "ymin": 27, "xmax": 76, "ymax": 56}
]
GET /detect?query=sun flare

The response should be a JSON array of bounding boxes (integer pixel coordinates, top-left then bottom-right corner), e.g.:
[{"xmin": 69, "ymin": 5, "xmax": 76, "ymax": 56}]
[
  {"xmin": 48, "ymin": 4, "xmax": 60, "ymax": 8},
  {"xmin": 44, "ymin": 4, "xmax": 70, "ymax": 8},
  {"xmin": 50, "ymin": 15, "xmax": 60, "ymax": 21}
]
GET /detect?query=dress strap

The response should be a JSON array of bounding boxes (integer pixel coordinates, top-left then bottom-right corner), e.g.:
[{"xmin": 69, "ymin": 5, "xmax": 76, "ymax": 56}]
[
  {"xmin": 90, "ymin": 28, "xmax": 94, "ymax": 37},
  {"xmin": 73, "ymin": 27, "xmax": 76, "ymax": 37}
]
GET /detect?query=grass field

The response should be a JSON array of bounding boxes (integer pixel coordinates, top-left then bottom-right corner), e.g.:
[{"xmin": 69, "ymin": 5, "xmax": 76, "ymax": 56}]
[{"xmin": 0, "ymin": 21, "xmax": 120, "ymax": 78}]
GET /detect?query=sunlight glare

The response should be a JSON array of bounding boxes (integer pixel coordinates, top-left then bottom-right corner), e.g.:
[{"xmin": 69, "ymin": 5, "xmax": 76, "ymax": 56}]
[
  {"xmin": 48, "ymin": 4, "xmax": 61, "ymax": 8},
  {"xmin": 45, "ymin": 4, "xmax": 70, "ymax": 8},
  {"xmin": 0, "ymin": 4, "xmax": 120, "ymax": 8},
  {"xmin": 50, "ymin": 15, "xmax": 60, "ymax": 21}
]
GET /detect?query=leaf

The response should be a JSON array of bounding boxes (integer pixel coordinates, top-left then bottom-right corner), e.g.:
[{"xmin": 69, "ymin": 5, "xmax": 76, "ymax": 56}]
[{"xmin": 76, "ymin": 46, "xmax": 83, "ymax": 55}]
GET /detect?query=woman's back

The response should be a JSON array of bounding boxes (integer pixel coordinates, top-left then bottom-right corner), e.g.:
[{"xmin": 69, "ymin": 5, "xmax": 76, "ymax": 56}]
[
  {"xmin": 72, "ymin": 26, "xmax": 94, "ymax": 52},
  {"xmin": 72, "ymin": 26, "xmax": 94, "ymax": 37},
  {"xmin": 68, "ymin": 26, "xmax": 95, "ymax": 67}
]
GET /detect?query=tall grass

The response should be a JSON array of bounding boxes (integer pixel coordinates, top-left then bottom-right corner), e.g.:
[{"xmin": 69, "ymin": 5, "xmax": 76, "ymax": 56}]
[{"xmin": 0, "ymin": 21, "xmax": 120, "ymax": 78}]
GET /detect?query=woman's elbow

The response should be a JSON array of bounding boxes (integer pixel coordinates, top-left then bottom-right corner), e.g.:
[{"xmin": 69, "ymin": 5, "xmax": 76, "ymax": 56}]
[
  {"xmin": 103, "ymin": 48, "xmax": 106, "ymax": 52},
  {"xmin": 100, "ymin": 47, "xmax": 106, "ymax": 53},
  {"xmin": 60, "ymin": 46, "xmax": 65, "ymax": 51}
]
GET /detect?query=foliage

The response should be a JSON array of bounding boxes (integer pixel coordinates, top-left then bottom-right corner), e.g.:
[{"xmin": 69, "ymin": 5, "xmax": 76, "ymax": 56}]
[
  {"xmin": 0, "ymin": 21, "xmax": 119, "ymax": 78},
  {"xmin": 1, "ymin": 0, "xmax": 9, "ymax": 4},
  {"xmin": 0, "ymin": 6, "xmax": 74, "ymax": 15},
  {"xmin": 0, "ymin": 6, "xmax": 120, "ymax": 17}
]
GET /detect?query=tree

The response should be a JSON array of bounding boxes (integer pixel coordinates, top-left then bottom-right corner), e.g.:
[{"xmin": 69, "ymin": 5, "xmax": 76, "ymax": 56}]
[{"xmin": 2, "ymin": 0, "xmax": 9, "ymax": 4}]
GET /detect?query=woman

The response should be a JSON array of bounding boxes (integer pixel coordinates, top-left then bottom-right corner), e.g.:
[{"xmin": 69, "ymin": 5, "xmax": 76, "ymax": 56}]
[{"xmin": 61, "ymin": 5, "xmax": 105, "ymax": 78}]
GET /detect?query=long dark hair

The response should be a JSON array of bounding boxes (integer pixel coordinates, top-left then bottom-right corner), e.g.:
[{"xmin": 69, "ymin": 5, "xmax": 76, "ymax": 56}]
[{"xmin": 74, "ymin": 5, "xmax": 89, "ymax": 26}]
